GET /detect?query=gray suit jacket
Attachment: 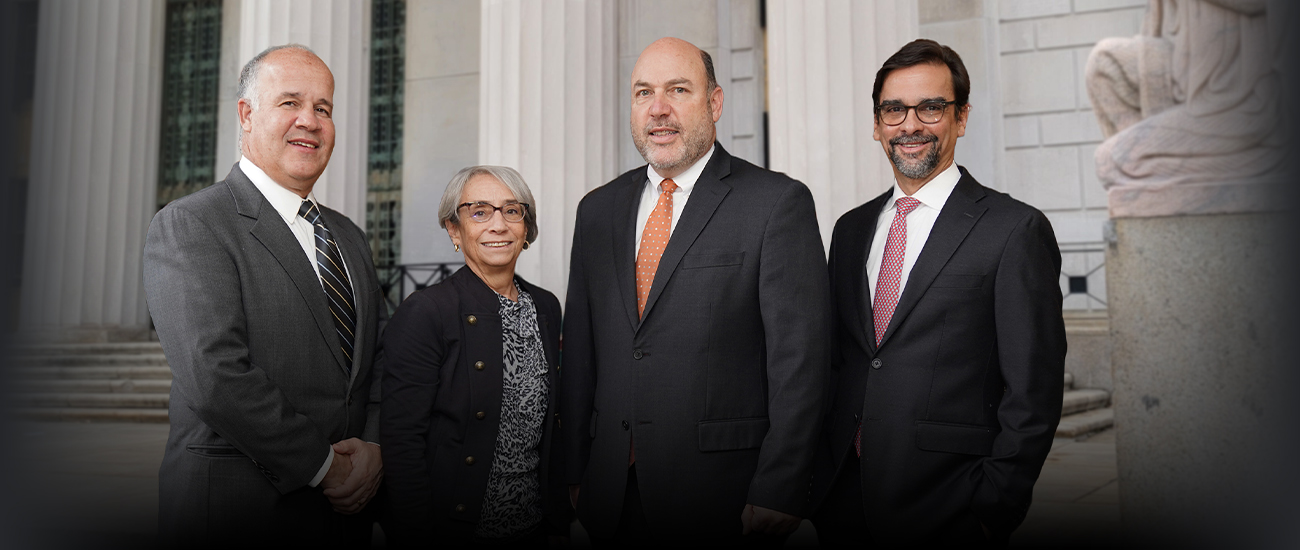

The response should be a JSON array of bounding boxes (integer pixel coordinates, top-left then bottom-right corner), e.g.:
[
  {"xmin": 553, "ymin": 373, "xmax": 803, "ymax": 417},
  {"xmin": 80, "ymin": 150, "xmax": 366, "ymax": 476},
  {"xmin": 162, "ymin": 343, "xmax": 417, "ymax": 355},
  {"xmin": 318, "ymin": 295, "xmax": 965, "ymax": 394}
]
[
  {"xmin": 561, "ymin": 144, "xmax": 832, "ymax": 540},
  {"xmin": 144, "ymin": 164, "xmax": 384, "ymax": 545}
]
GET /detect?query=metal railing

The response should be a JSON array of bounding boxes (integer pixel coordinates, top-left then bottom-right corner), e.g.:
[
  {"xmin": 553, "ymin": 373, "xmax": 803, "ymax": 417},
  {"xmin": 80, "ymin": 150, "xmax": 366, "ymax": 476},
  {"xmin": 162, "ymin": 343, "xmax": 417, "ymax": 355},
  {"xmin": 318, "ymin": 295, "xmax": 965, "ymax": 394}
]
[{"xmin": 377, "ymin": 262, "xmax": 464, "ymax": 313}]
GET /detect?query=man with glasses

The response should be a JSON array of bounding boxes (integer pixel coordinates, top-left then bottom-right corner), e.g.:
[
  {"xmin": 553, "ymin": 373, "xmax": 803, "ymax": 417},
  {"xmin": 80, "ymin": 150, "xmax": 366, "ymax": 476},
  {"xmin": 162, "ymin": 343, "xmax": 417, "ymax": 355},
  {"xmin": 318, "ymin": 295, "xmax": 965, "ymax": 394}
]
[{"xmin": 809, "ymin": 39, "xmax": 1067, "ymax": 547}]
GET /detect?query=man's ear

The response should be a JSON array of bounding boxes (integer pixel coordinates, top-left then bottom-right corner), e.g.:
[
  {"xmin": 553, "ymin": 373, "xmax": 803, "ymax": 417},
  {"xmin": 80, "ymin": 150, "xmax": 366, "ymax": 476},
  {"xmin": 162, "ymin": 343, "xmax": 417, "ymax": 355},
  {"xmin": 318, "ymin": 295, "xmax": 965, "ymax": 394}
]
[
  {"xmin": 956, "ymin": 103, "xmax": 970, "ymax": 138},
  {"xmin": 709, "ymin": 85, "xmax": 724, "ymax": 123},
  {"xmin": 238, "ymin": 98, "xmax": 254, "ymax": 133}
]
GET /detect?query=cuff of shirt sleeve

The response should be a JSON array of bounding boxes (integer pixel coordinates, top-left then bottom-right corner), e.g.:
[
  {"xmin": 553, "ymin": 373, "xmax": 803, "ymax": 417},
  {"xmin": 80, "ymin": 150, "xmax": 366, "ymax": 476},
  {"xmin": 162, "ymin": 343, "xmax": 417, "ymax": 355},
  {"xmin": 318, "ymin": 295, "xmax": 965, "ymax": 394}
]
[{"xmin": 308, "ymin": 447, "xmax": 335, "ymax": 487}]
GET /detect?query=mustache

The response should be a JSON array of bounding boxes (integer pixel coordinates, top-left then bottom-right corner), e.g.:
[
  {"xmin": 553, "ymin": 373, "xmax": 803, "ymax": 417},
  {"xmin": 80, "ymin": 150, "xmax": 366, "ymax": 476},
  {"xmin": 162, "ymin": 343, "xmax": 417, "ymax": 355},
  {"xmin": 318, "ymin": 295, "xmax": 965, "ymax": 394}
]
[
  {"xmin": 644, "ymin": 120, "xmax": 682, "ymax": 133},
  {"xmin": 890, "ymin": 134, "xmax": 937, "ymax": 146}
]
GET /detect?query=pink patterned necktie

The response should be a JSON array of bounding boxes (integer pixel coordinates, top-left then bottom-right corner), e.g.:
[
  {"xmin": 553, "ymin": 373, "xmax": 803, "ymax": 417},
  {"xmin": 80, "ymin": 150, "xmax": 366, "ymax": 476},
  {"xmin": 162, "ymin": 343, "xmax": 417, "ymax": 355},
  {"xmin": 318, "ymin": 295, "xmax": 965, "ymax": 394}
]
[
  {"xmin": 856, "ymin": 196, "xmax": 920, "ymax": 457},
  {"xmin": 871, "ymin": 196, "xmax": 921, "ymax": 346}
]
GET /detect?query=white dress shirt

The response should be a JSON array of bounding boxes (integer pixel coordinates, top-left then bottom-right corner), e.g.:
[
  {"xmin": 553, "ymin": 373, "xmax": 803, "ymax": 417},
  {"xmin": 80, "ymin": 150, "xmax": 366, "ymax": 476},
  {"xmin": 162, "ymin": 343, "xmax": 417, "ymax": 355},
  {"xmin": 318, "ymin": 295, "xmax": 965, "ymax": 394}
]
[
  {"xmin": 634, "ymin": 145, "xmax": 715, "ymax": 251},
  {"xmin": 866, "ymin": 162, "xmax": 962, "ymax": 305},
  {"xmin": 240, "ymin": 156, "xmax": 349, "ymax": 488}
]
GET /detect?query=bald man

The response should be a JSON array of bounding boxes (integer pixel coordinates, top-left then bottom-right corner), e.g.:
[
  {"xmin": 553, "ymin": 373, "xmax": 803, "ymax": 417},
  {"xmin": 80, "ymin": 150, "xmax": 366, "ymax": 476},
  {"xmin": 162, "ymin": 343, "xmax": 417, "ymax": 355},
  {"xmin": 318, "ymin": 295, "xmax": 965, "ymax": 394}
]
[
  {"xmin": 561, "ymin": 37, "xmax": 831, "ymax": 546},
  {"xmin": 145, "ymin": 45, "xmax": 385, "ymax": 547}
]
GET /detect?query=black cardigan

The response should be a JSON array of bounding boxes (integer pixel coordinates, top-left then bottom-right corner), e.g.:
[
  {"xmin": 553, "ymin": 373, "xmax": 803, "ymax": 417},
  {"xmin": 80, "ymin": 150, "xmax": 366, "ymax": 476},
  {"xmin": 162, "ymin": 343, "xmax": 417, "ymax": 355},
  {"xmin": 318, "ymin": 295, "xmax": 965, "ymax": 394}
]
[{"xmin": 380, "ymin": 266, "xmax": 568, "ymax": 543}]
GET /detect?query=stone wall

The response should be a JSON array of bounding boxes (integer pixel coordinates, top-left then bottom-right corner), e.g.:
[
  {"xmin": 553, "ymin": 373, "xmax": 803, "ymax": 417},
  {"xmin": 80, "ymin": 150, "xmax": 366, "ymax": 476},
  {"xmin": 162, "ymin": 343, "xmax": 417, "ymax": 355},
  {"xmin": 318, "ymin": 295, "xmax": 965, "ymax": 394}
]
[{"xmin": 998, "ymin": 0, "xmax": 1145, "ymax": 311}]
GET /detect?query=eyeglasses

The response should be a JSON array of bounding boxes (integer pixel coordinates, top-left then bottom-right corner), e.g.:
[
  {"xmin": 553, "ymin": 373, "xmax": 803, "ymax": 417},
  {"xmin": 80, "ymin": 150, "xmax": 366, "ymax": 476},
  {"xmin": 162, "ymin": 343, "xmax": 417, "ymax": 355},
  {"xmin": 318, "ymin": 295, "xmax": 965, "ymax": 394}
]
[
  {"xmin": 457, "ymin": 201, "xmax": 529, "ymax": 223},
  {"xmin": 875, "ymin": 100, "xmax": 955, "ymax": 126}
]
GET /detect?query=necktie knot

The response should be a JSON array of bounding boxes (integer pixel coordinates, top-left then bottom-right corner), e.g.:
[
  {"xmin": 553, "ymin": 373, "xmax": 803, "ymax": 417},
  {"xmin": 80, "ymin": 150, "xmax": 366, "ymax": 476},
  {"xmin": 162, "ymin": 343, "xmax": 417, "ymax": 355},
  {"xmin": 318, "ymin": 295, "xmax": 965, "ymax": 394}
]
[
  {"xmin": 895, "ymin": 196, "xmax": 921, "ymax": 216},
  {"xmin": 660, "ymin": 179, "xmax": 678, "ymax": 195},
  {"xmin": 298, "ymin": 199, "xmax": 321, "ymax": 225}
]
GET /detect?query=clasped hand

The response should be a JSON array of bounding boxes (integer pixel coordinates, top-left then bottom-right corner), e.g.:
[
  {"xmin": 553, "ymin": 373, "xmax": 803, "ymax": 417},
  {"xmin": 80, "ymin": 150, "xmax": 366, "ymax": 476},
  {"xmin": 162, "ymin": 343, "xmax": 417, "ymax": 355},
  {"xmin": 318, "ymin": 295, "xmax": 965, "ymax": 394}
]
[{"xmin": 320, "ymin": 438, "xmax": 383, "ymax": 514}]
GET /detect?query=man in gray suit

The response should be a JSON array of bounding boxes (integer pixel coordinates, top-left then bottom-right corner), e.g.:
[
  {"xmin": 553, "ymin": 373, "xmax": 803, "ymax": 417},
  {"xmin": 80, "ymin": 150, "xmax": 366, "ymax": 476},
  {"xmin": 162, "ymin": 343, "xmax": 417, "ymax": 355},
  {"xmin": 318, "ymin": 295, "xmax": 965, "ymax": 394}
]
[
  {"xmin": 144, "ymin": 44, "xmax": 385, "ymax": 546},
  {"xmin": 561, "ymin": 37, "xmax": 831, "ymax": 546}
]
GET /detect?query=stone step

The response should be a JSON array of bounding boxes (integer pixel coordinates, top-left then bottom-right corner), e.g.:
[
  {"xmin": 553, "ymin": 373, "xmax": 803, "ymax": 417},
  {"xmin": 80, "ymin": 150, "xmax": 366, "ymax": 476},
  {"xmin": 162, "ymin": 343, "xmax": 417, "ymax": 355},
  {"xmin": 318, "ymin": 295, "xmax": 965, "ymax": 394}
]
[
  {"xmin": 14, "ymin": 407, "xmax": 169, "ymax": 423},
  {"xmin": 1062, "ymin": 388, "xmax": 1110, "ymax": 416},
  {"xmin": 14, "ymin": 392, "xmax": 169, "ymax": 409},
  {"xmin": 1063, "ymin": 372, "xmax": 1074, "ymax": 390},
  {"xmin": 12, "ymin": 353, "xmax": 169, "ymax": 367},
  {"xmin": 15, "ymin": 379, "xmax": 171, "ymax": 394},
  {"xmin": 12, "ymin": 366, "xmax": 173, "ymax": 380},
  {"xmin": 1056, "ymin": 407, "xmax": 1114, "ymax": 438},
  {"xmin": 9, "ymin": 342, "xmax": 164, "ymax": 356}
]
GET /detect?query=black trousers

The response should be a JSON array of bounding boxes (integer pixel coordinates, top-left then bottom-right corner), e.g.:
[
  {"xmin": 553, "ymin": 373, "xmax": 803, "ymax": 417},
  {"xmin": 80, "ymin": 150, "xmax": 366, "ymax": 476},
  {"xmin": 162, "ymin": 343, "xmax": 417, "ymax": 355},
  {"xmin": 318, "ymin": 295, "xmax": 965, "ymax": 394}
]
[
  {"xmin": 589, "ymin": 465, "xmax": 790, "ymax": 549},
  {"xmin": 811, "ymin": 447, "xmax": 999, "ymax": 548},
  {"xmin": 810, "ymin": 448, "xmax": 870, "ymax": 549}
]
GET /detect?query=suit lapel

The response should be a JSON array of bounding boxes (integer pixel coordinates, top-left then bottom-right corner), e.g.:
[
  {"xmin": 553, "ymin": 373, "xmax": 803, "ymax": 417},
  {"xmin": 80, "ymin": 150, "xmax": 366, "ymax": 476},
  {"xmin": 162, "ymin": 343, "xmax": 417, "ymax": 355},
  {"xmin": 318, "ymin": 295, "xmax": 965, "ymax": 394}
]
[
  {"xmin": 638, "ymin": 145, "xmax": 732, "ymax": 325},
  {"xmin": 845, "ymin": 192, "xmax": 890, "ymax": 354},
  {"xmin": 877, "ymin": 170, "xmax": 987, "ymax": 350},
  {"xmin": 325, "ymin": 207, "xmax": 371, "ymax": 381},
  {"xmin": 228, "ymin": 165, "xmax": 349, "ymax": 375},
  {"xmin": 612, "ymin": 176, "xmax": 644, "ymax": 331}
]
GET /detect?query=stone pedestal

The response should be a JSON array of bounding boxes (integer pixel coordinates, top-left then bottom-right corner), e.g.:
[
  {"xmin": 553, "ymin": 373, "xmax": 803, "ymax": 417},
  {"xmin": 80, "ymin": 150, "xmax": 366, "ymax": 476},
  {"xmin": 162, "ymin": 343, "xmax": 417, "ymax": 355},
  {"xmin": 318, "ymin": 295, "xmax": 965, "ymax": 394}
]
[
  {"xmin": 1106, "ymin": 186, "xmax": 1285, "ymax": 544},
  {"xmin": 21, "ymin": 0, "xmax": 166, "ymax": 336}
]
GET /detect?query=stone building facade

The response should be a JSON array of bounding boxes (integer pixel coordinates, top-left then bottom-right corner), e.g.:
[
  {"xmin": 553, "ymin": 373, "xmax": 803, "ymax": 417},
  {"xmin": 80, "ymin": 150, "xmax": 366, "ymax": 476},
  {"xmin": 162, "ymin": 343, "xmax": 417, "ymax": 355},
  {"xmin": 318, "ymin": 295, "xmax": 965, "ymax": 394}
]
[{"xmin": 15, "ymin": 0, "xmax": 1147, "ymax": 339}]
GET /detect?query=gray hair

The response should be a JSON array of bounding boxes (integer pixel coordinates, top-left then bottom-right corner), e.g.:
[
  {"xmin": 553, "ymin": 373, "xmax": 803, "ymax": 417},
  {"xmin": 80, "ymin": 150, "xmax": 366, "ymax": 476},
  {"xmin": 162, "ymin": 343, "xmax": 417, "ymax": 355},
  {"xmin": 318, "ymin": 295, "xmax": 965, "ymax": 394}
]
[
  {"xmin": 236, "ymin": 43, "xmax": 317, "ymax": 150},
  {"xmin": 438, "ymin": 165, "xmax": 539, "ymax": 244}
]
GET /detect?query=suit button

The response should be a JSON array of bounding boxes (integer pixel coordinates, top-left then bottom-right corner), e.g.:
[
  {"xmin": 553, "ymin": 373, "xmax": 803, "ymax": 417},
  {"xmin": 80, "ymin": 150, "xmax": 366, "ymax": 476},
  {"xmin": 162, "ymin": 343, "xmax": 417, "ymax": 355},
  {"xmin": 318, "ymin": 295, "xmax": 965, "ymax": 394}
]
[
  {"xmin": 871, "ymin": 358, "xmax": 882, "ymax": 369},
  {"xmin": 467, "ymin": 315, "xmax": 477, "ymax": 325},
  {"xmin": 455, "ymin": 504, "xmax": 466, "ymax": 513},
  {"xmin": 345, "ymin": 395, "xmax": 352, "ymax": 406},
  {"xmin": 465, "ymin": 456, "xmax": 476, "ymax": 465},
  {"xmin": 474, "ymin": 361, "xmax": 485, "ymax": 371},
  {"xmin": 633, "ymin": 349, "xmax": 643, "ymax": 360},
  {"xmin": 622, "ymin": 420, "xmax": 630, "ymax": 430},
  {"xmin": 475, "ymin": 411, "xmax": 486, "ymax": 420}
]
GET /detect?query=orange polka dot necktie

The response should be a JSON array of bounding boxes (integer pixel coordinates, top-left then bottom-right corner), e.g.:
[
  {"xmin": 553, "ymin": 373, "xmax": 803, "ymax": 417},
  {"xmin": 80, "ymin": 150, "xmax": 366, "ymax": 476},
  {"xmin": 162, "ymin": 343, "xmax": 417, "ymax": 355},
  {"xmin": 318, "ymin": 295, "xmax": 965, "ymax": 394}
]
[
  {"xmin": 629, "ymin": 178, "xmax": 675, "ymax": 466},
  {"xmin": 635, "ymin": 178, "xmax": 677, "ymax": 319}
]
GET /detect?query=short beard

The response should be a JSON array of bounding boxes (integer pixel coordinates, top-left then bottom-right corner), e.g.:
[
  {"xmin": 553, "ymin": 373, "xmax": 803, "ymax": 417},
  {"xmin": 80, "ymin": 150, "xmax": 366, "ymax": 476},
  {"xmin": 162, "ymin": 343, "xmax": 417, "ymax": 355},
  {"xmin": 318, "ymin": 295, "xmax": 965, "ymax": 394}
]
[
  {"xmin": 889, "ymin": 134, "xmax": 940, "ymax": 180},
  {"xmin": 632, "ymin": 104, "xmax": 715, "ymax": 174}
]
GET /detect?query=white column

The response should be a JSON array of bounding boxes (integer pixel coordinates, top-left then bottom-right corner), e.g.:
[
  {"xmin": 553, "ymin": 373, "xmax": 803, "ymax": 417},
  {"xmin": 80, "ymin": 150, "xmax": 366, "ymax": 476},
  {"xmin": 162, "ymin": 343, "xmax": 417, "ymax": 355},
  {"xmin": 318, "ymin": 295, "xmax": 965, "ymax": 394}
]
[
  {"xmin": 215, "ymin": 0, "xmax": 371, "ymax": 223},
  {"xmin": 766, "ymin": 0, "xmax": 917, "ymax": 249},
  {"xmin": 21, "ymin": 0, "xmax": 165, "ymax": 335},
  {"xmin": 479, "ymin": 0, "xmax": 619, "ymax": 301}
]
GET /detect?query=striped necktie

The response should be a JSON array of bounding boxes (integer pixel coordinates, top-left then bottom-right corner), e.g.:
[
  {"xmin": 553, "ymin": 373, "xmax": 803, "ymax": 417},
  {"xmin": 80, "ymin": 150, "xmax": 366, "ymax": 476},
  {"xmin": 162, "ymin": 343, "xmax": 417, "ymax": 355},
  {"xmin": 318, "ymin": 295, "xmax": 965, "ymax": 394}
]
[{"xmin": 298, "ymin": 200, "xmax": 356, "ymax": 371}]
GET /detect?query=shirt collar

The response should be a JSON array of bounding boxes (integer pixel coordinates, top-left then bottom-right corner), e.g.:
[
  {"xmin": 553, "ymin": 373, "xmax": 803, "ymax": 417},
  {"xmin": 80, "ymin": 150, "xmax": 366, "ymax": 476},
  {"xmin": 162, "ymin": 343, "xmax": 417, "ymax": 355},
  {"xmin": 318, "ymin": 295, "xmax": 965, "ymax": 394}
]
[
  {"xmin": 888, "ymin": 161, "xmax": 961, "ymax": 212},
  {"xmin": 645, "ymin": 144, "xmax": 715, "ymax": 194},
  {"xmin": 240, "ymin": 156, "xmax": 320, "ymax": 224}
]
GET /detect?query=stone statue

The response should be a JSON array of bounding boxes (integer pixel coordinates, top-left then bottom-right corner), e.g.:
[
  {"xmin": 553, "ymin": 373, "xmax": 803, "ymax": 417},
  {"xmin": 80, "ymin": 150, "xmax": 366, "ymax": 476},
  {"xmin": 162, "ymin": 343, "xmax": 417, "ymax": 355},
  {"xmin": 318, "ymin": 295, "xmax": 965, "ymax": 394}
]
[{"xmin": 1086, "ymin": 0, "xmax": 1285, "ymax": 189}]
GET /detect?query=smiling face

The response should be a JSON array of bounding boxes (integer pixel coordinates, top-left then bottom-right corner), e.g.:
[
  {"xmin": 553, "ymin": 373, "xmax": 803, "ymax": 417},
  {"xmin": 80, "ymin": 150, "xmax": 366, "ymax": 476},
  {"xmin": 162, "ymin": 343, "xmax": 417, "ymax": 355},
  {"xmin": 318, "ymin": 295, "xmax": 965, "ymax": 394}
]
[
  {"xmin": 446, "ymin": 174, "xmax": 528, "ymax": 280},
  {"xmin": 873, "ymin": 62, "xmax": 968, "ymax": 194},
  {"xmin": 238, "ymin": 49, "xmax": 335, "ymax": 197},
  {"xmin": 630, "ymin": 38, "xmax": 724, "ymax": 179}
]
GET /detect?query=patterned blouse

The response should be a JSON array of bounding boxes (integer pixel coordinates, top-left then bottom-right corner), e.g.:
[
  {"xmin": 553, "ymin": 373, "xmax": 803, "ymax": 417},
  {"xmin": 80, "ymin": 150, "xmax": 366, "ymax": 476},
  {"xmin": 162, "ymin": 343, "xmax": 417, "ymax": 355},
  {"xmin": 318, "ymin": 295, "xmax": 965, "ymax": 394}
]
[{"xmin": 474, "ymin": 284, "xmax": 550, "ymax": 540}]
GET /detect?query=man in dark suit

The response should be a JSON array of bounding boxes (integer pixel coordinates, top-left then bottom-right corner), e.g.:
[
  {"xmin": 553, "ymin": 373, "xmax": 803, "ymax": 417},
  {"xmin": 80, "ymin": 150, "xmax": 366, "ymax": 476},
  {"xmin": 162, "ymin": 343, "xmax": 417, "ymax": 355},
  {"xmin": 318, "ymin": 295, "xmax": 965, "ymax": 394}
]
[
  {"xmin": 144, "ymin": 44, "xmax": 385, "ymax": 547},
  {"xmin": 561, "ymin": 37, "xmax": 831, "ymax": 546},
  {"xmin": 809, "ymin": 39, "xmax": 1067, "ymax": 547}
]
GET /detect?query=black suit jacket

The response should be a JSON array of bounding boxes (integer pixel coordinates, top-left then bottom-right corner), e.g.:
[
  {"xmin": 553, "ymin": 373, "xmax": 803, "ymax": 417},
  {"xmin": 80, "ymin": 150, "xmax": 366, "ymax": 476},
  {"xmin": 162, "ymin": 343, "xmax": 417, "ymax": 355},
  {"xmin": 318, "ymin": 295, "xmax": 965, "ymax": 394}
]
[
  {"xmin": 561, "ymin": 144, "xmax": 831, "ymax": 539},
  {"xmin": 144, "ymin": 164, "xmax": 384, "ymax": 545},
  {"xmin": 811, "ymin": 167, "xmax": 1066, "ymax": 544},
  {"xmin": 380, "ymin": 266, "xmax": 568, "ymax": 545}
]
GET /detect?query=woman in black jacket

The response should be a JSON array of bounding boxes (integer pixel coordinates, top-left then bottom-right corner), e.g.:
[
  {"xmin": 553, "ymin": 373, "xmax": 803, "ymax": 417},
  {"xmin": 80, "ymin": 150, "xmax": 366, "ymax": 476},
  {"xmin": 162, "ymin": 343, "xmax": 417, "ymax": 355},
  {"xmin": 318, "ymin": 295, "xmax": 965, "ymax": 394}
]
[{"xmin": 380, "ymin": 165, "xmax": 567, "ymax": 547}]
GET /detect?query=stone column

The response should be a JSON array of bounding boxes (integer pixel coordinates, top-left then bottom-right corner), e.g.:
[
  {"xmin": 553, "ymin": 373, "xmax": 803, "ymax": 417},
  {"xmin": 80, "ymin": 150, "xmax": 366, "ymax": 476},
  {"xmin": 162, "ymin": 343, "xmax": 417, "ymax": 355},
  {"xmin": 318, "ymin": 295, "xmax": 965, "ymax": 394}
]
[
  {"xmin": 214, "ymin": 0, "xmax": 371, "ymax": 223},
  {"xmin": 479, "ymin": 0, "xmax": 619, "ymax": 300},
  {"xmin": 21, "ymin": 0, "xmax": 165, "ymax": 339},
  {"xmin": 765, "ymin": 0, "xmax": 917, "ymax": 249},
  {"xmin": 401, "ymin": 0, "xmax": 480, "ymax": 266}
]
